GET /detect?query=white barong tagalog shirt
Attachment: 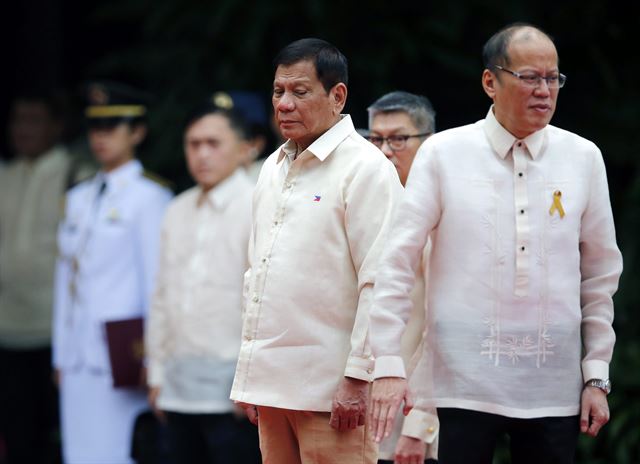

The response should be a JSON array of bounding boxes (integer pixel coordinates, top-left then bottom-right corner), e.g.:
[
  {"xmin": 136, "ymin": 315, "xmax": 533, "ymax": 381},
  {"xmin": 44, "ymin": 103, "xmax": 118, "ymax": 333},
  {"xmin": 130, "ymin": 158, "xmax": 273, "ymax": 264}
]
[
  {"xmin": 231, "ymin": 115, "xmax": 402, "ymax": 412},
  {"xmin": 146, "ymin": 170, "xmax": 253, "ymax": 413},
  {"xmin": 371, "ymin": 108, "xmax": 623, "ymax": 418}
]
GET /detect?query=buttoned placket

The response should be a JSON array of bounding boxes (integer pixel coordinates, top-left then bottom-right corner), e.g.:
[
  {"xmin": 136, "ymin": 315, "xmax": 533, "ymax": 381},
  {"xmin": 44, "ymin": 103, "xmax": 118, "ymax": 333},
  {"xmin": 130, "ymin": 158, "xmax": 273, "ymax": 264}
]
[
  {"xmin": 66, "ymin": 179, "xmax": 107, "ymax": 325},
  {"xmin": 243, "ymin": 154, "xmax": 301, "ymax": 345},
  {"xmin": 184, "ymin": 200, "xmax": 212, "ymax": 313},
  {"xmin": 512, "ymin": 140, "xmax": 530, "ymax": 297}
]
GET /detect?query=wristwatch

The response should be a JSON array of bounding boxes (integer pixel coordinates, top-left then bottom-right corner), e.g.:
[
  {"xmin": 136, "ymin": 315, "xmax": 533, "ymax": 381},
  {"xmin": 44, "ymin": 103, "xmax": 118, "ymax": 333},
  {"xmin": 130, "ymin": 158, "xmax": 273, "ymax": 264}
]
[{"xmin": 585, "ymin": 378, "xmax": 612, "ymax": 395}]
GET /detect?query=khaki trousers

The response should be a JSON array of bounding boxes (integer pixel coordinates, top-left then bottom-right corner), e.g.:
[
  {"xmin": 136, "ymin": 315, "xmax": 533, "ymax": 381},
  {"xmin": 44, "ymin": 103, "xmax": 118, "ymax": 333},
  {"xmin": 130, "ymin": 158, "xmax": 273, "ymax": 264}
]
[{"xmin": 257, "ymin": 406, "xmax": 377, "ymax": 464}]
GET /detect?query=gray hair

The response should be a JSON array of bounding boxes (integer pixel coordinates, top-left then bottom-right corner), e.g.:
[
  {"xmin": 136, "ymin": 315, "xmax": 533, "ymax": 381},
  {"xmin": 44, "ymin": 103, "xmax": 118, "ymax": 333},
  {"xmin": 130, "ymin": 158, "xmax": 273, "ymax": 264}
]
[{"xmin": 367, "ymin": 91, "xmax": 436, "ymax": 134}]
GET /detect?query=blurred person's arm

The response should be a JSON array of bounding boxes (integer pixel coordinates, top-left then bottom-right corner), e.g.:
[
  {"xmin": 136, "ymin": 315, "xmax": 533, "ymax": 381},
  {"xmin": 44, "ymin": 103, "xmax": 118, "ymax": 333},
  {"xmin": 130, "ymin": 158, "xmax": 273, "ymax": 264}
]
[
  {"xmin": 51, "ymin": 199, "xmax": 74, "ymax": 385},
  {"xmin": 145, "ymin": 213, "xmax": 173, "ymax": 423},
  {"xmin": 134, "ymin": 187, "xmax": 173, "ymax": 314}
]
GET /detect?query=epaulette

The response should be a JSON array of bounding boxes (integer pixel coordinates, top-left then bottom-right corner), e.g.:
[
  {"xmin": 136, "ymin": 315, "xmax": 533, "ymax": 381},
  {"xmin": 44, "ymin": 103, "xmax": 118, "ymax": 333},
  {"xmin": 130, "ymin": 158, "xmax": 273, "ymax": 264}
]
[
  {"xmin": 142, "ymin": 170, "xmax": 174, "ymax": 191},
  {"xmin": 65, "ymin": 155, "xmax": 97, "ymax": 191}
]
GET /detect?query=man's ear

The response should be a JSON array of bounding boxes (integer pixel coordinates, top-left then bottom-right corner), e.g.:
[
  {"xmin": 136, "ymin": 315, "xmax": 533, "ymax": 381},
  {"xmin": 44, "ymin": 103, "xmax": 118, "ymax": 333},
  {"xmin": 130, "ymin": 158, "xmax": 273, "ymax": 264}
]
[
  {"xmin": 331, "ymin": 83, "xmax": 348, "ymax": 114},
  {"xmin": 482, "ymin": 69, "xmax": 498, "ymax": 100},
  {"xmin": 131, "ymin": 124, "xmax": 148, "ymax": 146}
]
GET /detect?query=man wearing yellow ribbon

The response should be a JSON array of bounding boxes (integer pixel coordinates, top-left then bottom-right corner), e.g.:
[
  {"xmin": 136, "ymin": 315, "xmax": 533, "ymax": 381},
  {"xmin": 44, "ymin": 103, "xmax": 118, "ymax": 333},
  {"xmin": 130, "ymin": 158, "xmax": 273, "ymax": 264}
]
[{"xmin": 369, "ymin": 23, "xmax": 623, "ymax": 464}]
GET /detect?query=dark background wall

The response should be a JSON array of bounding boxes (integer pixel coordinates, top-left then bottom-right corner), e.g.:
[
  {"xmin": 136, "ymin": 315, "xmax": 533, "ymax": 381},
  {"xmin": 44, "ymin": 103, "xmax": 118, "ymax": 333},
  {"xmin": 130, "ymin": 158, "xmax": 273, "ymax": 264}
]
[{"xmin": 1, "ymin": 1, "xmax": 639, "ymax": 461}]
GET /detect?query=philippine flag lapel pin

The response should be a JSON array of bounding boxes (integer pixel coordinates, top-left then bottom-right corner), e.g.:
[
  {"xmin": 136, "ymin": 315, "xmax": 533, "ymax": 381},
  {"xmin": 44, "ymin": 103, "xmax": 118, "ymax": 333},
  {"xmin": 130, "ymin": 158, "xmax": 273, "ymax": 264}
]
[{"xmin": 313, "ymin": 195, "xmax": 321, "ymax": 202}]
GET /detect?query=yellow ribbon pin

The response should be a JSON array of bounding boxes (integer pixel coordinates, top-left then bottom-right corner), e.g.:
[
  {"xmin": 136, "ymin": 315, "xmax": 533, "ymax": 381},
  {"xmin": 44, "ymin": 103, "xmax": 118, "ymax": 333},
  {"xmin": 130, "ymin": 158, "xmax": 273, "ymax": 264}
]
[{"xmin": 549, "ymin": 190, "xmax": 565, "ymax": 218}]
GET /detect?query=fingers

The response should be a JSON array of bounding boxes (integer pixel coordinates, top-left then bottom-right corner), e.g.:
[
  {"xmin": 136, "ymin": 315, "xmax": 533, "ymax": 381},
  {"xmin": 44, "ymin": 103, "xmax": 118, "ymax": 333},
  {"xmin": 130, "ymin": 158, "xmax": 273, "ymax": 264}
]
[
  {"xmin": 369, "ymin": 394, "xmax": 381, "ymax": 436},
  {"xmin": 394, "ymin": 436, "xmax": 426, "ymax": 464},
  {"xmin": 394, "ymin": 450, "xmax": 422, "ymax": 464},
  {"xmin": 246, "ymin": 405, "xmax": 259, "ymax": 426},
  {"xmin": 403, "ymin": 388, "xmax": 414, "ymax": 416},
  {"xmin": 153, "ymin": 408, "xmax": 167, "ymax": 424},
  {"xmin": 587, "ymin": 410, "xmax": 610, "ymax": 437},
  {"xmin": 381, "ymin": 401, "xmax": 399, "ymax": 442},
  {"xmin": 330, "ymin": 405, "xmax": 362, "ymax": 431},
  {"xmin": 580, "ymin": 388, "xmax": 610, "ymax": 437},
  {"xmin": 370, "ymin": 378, "xmax": 407, "ymax": 442},
  {"xmin": 580, "ymin": 396, "xmax": 590, "ymax": 434},
  {"xmin": 329, "ymin": 409, "xmax": 339, "ymax": 430},
  {"xmin": 52, "ymin": 369, "xmax": 61, "ymax": 387},
  {"xmin": 373, "ymin": 402, "xmax": 396, "ymax": 443}
]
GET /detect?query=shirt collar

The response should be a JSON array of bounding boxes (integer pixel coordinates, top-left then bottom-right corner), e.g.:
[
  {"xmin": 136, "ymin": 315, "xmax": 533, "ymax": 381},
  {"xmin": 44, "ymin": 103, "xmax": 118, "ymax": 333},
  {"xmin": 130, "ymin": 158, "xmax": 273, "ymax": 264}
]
[
  {"xmin": 198, "ymin": 168, "xmax": 248, "ymax": 210},
  {"xmin": 16, "ymin": 145, "xmax": 65, "ymax": 169},
  {"xmin": 483, "ymin": 106, "xmax": 546, "ymax": 160},
  {"xmin": 277, "ymin": 114, "xmax": 355, "ymax": 163}
]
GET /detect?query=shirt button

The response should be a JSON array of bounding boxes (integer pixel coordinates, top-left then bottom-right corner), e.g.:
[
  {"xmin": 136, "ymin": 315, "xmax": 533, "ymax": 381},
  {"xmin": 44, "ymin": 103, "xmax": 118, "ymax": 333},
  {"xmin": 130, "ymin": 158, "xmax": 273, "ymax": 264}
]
[
  {"xmin": 244, "ymin": 335, "xmax": 252, "ymax": 342},
  {"xmin": 520, "ymin": 246, "xmax": 526, "ymax": 252},
  {"xmin": 252, "ymin": 295, "xmax": 259, "ymax": 303},
  {"xmin": 427, "ymin": 426, "xmax": 435, "ymax": 433},
  {"xmin": 261, "ymin": 257, "xmax": 267, "ymax": 263},
  {"xmin": 520, "ymin": 209, "xmax": 525, "ymax": 214},
  {"xmin": 366, "ymin": 368, "xmax": 373, "ymax": 374},
  {"xmin": 517, "ymin": 142, "xmax": 522, "ymax": 147},
  {"xmin": 518, "ymin": 172, "xmax": 524, "ymax": 177},
  {"xmin": 285, "ymin": 182, "xmax": 292, "ymax": 189},
  {"xmin": 273, "ymin": 220, "xmax": 279, "ymax": 226}
]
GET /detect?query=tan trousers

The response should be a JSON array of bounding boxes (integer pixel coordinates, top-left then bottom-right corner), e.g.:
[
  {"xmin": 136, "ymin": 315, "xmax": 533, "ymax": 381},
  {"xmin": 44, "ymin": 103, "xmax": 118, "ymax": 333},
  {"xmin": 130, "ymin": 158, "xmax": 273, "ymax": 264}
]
[{"xmin": 257, "ymin": 406, "xmax": 378, "ymax": 464}]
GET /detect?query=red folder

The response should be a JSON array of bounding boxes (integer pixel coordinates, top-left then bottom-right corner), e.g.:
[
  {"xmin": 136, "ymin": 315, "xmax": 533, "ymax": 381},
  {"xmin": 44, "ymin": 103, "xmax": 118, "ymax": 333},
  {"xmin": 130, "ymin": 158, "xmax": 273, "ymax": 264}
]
[{"xmin": 104, "ymin": 317, "xmax": 145, "ymax": 388}]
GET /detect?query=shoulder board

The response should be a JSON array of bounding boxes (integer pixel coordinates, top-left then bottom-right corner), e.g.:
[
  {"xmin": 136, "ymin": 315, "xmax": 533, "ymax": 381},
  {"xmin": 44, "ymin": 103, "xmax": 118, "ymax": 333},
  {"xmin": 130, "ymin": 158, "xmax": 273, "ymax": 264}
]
[
  {"xmin": 69, "ymin": 170, "xmax": 95, "ymax": 190},
  {"xmin": 142, "ymin": 170, "xmax": 174, "ymax": 190}
]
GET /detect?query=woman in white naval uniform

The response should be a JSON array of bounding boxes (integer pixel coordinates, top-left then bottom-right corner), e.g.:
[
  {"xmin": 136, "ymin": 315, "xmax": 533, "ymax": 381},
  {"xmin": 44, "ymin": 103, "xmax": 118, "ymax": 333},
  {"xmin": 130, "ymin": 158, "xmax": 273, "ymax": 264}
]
[{"xmin": 52, "ymin": 81, "xmax": 173, "ymax": 464}]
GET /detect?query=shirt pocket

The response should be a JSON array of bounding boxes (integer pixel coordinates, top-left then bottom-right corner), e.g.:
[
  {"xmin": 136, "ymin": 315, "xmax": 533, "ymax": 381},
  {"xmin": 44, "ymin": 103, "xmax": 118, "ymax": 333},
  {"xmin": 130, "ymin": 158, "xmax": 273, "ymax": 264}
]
[
  {"xmin": 96, "ymin": 207, "xmax": 131, "ymax": 246},
  {"xmin": 541, "ymin": 180, "xmax": 587, "ymax": 256}
]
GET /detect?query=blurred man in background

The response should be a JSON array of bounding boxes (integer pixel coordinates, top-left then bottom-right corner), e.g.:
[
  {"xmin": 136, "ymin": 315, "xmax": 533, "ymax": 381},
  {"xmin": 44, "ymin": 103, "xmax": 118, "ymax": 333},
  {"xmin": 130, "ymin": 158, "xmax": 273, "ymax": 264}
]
[
  {"xmin": 53, "ymin": 81, "xmax": 172, "ymax": 464},
  {"xmin": 208, "ymin": 91, "xmax": 274, "ymax": 183},
  {"xmin": 145, "ymin": 96, "xmax": 258, "ymax": 464},
  {"xmin": 367, "ymin": 91, "xmax": 438, "ymax": 464},
  {"xmin": 0, "ymin": 89, "xmax": 93, "ymax": 464}
]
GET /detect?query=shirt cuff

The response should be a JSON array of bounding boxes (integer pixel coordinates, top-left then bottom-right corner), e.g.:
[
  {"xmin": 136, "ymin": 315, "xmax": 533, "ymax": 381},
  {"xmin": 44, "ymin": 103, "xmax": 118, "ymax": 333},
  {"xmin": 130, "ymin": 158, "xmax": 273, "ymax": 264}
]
[
  {"xmin": 401, "ymin": 409, "xmax": 439, "ymax": 444},
  {"xmin": 373, "ymin": 355, "xmax": 406, "ymax": 379},
  {"xmin": 344, "ymin": 355, "xmax": 374, "ymax": 382},
  {"xmin": 582, "ymin": 359, "xmax": 609, "ymax": 383},
  {"xmin": 147, "ymin": 360, "xmax": 164, "ymax": 387}
]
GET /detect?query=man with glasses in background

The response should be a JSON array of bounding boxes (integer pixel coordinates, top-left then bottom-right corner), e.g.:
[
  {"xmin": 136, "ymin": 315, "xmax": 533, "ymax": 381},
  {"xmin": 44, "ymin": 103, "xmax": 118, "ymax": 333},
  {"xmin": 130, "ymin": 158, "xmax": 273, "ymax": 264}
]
[
  {"xmin": 369, "ymin": 23, "xmax": 622, "ymax": 463},
  {"xmin": 367, "ymin": 91, "xmax": 433, "ymax": 186},
  {"xmin": 367, "ymin": 91, "xmax": 438, "ymax": 464}
]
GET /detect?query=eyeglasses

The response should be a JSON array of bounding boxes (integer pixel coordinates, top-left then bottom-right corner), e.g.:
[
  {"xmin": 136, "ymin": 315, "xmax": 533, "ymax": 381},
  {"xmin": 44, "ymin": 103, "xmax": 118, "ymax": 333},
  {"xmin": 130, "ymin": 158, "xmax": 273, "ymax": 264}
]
[
  {"xmin": 493, "ymin": 65, "xmax": 567, "ymax": 89},
  {"xmin": 367, "ymin": 133, "xmax": 431, "ymax": 151}
]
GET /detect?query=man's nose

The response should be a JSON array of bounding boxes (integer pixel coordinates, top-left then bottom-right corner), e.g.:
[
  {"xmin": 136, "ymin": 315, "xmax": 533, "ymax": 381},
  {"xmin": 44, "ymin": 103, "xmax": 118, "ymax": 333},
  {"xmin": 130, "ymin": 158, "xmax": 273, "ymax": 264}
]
[
  {"xmin": 381, "ymin": 140, "xmax": 394, "ymax": 158},
  {"xmin": 534, "ymin": 78, "xmax": 552, "ymax": 96},
  {"xmin": 276, "ymin": 93, "xmax": 295, "ymax": 112},
  {"xmin": 196, "ymin": 146, "xmax": 212, "ymax": 160}
]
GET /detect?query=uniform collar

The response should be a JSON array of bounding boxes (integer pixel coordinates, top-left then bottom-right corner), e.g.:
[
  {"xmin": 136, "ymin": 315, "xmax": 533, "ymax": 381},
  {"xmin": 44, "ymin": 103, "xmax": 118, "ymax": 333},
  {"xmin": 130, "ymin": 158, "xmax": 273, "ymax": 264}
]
[
  {"xmin": 483, "ymin": 106, "xmax": 546, "ymax": 160},
  {"xmin": 98, "ymin": 159, "xmax": 142, "ymax": 192},
  {"xmin": 197, "ymin": 168, "xmax": 249, "ymax": 210},
  {"xmin": 277, "ymin": 114, "xmax": 355, "ymax": 163}
]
